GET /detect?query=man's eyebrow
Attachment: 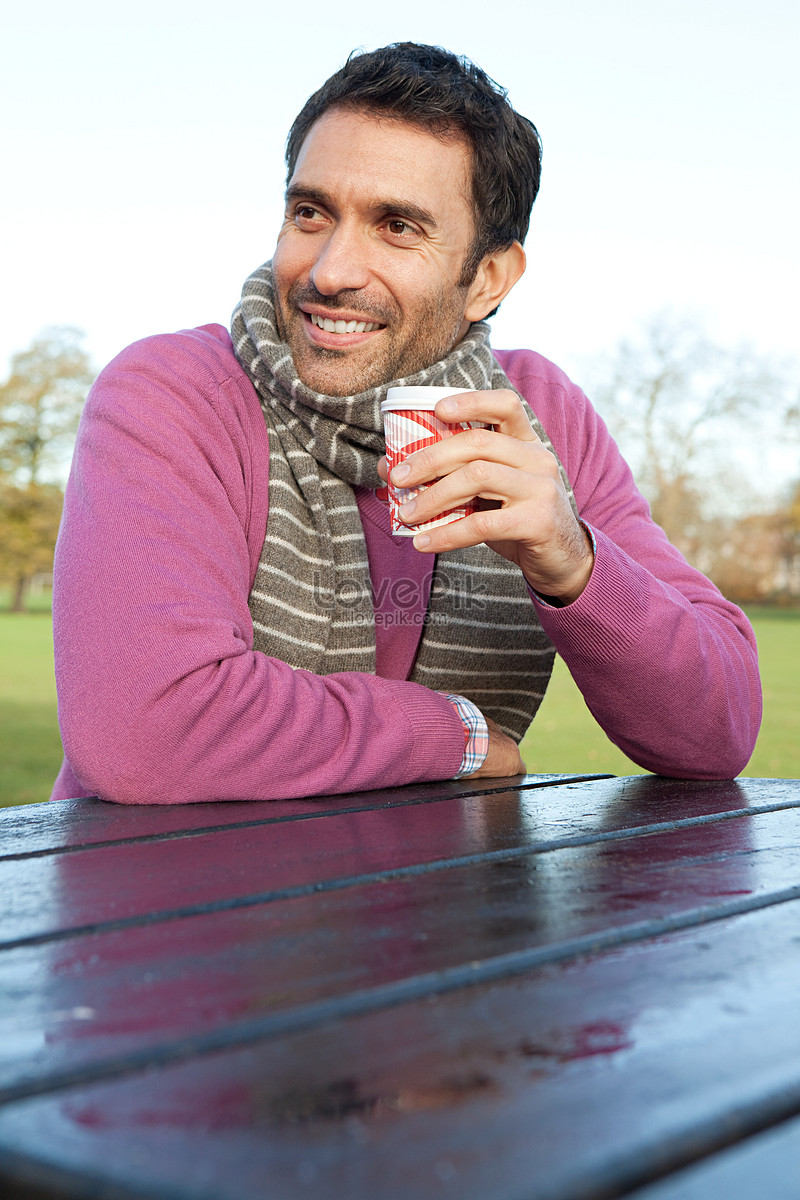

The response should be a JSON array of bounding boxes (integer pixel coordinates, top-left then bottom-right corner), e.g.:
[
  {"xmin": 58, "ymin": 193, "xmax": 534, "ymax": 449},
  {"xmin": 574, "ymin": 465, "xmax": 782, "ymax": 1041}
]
[
  {"xmin": 379, "ymin": 198, "xmax": 439, "ymax": 230},
  {"xmin": 284, "ymin": 184, "xmax": 331, "ymax": 209},
  {"xmin": 285, "ymin": 183, "xmax": 438, "ymax": 230}
]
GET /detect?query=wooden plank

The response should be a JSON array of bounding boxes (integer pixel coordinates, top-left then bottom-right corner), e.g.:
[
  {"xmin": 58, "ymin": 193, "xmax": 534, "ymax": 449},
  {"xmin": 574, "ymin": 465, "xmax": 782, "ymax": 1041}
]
[
  {"xmin": 4, "ymin": 774, "xmax": 794, "ymax": 862},
  {"xmin": 1, "ymin": 899, "xmax": 799, "ymax": 1200},
  {"xmin": 0, "ymin": 773, "xmax": 606, "ymax": 859},
  {"xmin": 3, "ymin": 777, "xmax": 794, "ymax": 948},
  {"xmin": 626, "ymin": 1113, "xmax": 800, "ymax": 1199},
  {"xmin": 1, "ymin": 804, "xmax": 799, "ymax": 1098},
  {"xmin": 1, "ymin": 782, "xmax": 610, "ymax": 945}
]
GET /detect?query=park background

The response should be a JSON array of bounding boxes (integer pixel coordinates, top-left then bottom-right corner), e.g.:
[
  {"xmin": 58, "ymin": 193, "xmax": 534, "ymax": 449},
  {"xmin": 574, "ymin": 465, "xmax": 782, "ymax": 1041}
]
[{"xmin": 1, "ymin": 0, "xmax": 798, "ymax": 805}]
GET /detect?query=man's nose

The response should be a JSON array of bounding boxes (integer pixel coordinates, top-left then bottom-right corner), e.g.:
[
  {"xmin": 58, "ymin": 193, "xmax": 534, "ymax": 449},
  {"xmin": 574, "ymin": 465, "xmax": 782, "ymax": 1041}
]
[{"xmin": 309, "ymin": 223, "xmax": 372, "ymax": 296}]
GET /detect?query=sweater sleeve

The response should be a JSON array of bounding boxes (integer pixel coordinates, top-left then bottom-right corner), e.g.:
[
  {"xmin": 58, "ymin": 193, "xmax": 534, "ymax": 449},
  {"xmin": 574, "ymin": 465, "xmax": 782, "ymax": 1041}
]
[
  {"xmin": 53, "ymin": 329, "xmax": 464, "ymax": 804},
  {"xmin": 498, "ymin": 349, "xmax": 762, "ymax": 780}
]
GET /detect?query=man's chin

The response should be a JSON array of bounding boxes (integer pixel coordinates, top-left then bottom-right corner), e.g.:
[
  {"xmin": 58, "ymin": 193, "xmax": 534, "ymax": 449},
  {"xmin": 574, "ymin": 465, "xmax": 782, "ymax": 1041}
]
[{"xmin": 293, "ymin": 345, "xmax": 393, "ymax": 397}]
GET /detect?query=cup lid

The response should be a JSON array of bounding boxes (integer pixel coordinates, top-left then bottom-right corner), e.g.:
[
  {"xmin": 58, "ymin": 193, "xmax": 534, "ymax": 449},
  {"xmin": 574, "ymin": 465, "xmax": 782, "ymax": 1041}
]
[{"xmin": 381, "ymin": 386, "xmax": 471, "ymax": 411}]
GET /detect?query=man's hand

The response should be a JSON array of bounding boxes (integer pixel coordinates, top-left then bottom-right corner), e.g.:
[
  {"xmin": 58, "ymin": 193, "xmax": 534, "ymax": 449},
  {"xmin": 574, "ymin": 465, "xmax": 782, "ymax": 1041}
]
[
  {"xmin": 466, "ymin": 716, "xmax": 526, "ymax": 779},
  {"xmin": 379, "ymin": 389, "xmax": 594, "ymax": 605}
]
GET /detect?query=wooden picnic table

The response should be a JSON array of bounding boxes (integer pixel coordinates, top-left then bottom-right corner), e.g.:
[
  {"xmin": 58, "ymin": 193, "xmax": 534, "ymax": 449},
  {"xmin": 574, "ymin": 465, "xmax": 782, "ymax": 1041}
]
[{"xmin": 1, "ymin": 772, "xmax": 799, "ymax": 1199}]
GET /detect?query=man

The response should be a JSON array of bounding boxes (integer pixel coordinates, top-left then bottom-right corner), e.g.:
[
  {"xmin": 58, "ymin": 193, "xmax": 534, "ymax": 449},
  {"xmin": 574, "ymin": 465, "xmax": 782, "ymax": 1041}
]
[{"xmin": 51, "ymin": 44, "xmax": 761, "ymax": 804}]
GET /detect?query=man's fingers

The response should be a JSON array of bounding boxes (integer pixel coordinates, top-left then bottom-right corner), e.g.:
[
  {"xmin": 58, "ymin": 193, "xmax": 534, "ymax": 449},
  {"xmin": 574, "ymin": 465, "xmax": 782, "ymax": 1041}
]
[
  {"xmin": 395, "ymin": 452, "xmax": 564, "ymax": 530},
  {"xmin": 391, "ymin": 426, "xmax": 547, "ymax": 489},
  {"xmin": 398, "ymin": 461, "xmax": 549, "ymax": 525},
  {"xmin": 385, "ymin": 390, "xmax": 541, "ymax": 491},
  {"xmin": 382, "ymin": 385, "xmax": 593, "ymax": 602},
  {"xmin": 436, "ymin": 389, "xmax": 537, "ymax": 441},
  {"xmin": 410, "ymin": 501, "xmax": 535, "ymax": 554},
  {"xmin": 435, "ymin": 388, "xmax": 534, "ymax": 432}
]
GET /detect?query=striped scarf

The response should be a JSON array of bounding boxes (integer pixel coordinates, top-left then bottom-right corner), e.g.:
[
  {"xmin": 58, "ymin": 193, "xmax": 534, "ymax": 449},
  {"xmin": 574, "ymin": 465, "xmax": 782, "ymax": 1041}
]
[{"xmin": 231, "ymin": 261, "xmax": 575, "ymax": 740}]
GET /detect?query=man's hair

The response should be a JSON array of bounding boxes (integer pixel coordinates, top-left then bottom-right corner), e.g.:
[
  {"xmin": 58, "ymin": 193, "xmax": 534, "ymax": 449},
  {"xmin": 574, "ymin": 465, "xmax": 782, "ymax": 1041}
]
[{"xmin": 285, "ymin": 42, "xmax": 542, "ymax": 287}]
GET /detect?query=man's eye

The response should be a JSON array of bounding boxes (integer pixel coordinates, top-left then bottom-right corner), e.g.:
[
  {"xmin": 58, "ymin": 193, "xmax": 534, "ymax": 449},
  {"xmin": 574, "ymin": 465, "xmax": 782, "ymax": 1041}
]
[
  {"xmin": 386, "ymin": 219, "xmax": 417, "ymax": 239},
  {"xmin": 295, "ymin": 205, "xmax": 322, "ymax": 224}
]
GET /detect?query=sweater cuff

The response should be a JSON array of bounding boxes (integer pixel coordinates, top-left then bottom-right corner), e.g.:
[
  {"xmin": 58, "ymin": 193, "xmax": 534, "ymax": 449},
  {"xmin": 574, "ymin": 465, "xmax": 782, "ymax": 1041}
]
[
  {"xmin": 373, "ymin": 675, "xmax": 466, "ymax": 782},
  {"xmin": 527, "ymin": 524, "xmax": 653, "ymax": 665}
]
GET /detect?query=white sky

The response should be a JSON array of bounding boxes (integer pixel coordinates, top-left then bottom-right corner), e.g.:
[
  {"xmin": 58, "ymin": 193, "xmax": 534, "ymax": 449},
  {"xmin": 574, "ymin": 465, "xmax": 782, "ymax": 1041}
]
[{"xmin": 2, "ymin": 0, "xmax": 798, "ymax": 403}]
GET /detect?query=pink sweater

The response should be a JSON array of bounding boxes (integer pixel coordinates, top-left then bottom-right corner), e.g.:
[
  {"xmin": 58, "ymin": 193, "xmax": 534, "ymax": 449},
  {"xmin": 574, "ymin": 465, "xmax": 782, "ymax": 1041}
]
[{"xmin": 51, "ymin": 326, "xmax": 761, "ymax": 803}]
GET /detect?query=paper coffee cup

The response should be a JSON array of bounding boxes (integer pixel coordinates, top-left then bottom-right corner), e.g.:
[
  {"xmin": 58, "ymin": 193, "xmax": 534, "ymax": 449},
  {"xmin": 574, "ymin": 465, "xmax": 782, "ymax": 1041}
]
[{"xmin": 380, "ymin": 386, "xmax": 487, "ymax": 538}]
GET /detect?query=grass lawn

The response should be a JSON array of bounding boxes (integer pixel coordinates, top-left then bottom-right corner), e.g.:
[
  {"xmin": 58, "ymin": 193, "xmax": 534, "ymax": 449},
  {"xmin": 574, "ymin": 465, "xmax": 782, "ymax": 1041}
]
[
  {"xmin": 0, "ymin": 608, "xmax": 797, "ymax": 807},
  {"xmin": 738, "ymin": 608, "xmax": 800, "ymax": 778},
  {"xmin": 0, "ymin": 614, "xmax": 64, "ymax": 807}
]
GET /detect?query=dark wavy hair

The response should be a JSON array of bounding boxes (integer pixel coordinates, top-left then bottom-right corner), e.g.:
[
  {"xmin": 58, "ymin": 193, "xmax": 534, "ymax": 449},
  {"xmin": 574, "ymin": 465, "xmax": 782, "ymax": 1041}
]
[{"xmin": 285, "ymin": 43, "xmax": 542, "ymax": 287}]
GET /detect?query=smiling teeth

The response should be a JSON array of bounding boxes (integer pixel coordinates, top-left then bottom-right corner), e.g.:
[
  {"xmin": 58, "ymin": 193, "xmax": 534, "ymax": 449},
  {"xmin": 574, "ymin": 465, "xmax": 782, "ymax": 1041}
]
[{"xmin": 310, "ymin": 313, "xmax": 380, "ymax": 334}]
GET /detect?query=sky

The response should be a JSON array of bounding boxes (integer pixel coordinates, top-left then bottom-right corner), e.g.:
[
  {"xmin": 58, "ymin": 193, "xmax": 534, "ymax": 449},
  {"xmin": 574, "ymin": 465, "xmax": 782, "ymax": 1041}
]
[{"xmin": 2, "ymin": 0, "xmax": 798, "ymax": 408}]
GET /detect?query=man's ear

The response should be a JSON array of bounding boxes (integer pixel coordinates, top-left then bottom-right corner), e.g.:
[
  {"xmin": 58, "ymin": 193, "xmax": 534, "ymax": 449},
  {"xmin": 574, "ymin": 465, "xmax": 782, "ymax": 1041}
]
[{"xmin": 463, "ymin": 241, "xmax": 526, "ymax": 322}]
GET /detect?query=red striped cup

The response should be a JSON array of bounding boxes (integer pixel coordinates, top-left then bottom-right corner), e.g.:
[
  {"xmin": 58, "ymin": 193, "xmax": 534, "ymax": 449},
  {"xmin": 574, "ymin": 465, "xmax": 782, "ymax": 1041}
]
[{"xmin": 380, "ymin": 387, "xmax": 487, "ymax": 538}]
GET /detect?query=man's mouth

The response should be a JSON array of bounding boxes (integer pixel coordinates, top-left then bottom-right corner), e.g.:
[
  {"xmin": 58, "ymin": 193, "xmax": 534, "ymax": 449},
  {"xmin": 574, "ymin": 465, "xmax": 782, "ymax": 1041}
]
[{"xmin": 308, "ymin": 312, "xmax": 385, "ymax": 335}]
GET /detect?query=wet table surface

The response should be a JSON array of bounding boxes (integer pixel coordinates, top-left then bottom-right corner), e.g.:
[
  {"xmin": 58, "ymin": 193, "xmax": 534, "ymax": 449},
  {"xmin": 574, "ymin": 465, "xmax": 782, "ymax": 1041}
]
[{"xmin": 1, "ymin": 772, "xmax": 799, "ymax": 1199}]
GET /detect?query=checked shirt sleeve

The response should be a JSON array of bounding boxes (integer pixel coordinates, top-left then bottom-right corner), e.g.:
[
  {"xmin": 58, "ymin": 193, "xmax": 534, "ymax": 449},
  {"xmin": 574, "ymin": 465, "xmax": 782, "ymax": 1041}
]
[{"xmin": 441, "ymin": 693, "xmax": 489, "ymax": 778}]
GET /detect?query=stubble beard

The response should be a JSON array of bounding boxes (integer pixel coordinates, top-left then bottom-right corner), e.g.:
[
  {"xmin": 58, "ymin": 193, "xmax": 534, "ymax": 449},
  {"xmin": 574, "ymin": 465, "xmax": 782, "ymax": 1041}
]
[{"xmin": 277, "ymin": 282, "xmax": 472, "ymax": 397}]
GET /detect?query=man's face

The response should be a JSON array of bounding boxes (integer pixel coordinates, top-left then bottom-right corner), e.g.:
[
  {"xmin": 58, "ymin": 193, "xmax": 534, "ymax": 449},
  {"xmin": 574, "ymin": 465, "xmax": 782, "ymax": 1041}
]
[{"xmin": 272, "ymin": 107, "xmax": 484, "ymax": 395}]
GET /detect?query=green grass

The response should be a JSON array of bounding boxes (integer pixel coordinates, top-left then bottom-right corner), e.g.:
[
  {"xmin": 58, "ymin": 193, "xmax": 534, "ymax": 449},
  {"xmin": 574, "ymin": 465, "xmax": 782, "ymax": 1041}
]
[
  {"xmin": 0, "ymin": 609, "xmax": 798, "ymax": 807},
  {"xmin": 0, "ymin": 615, "xmax": 64, "ymax": 807},
  {"xmin": 739, "ymin": 612, "xmax": 800, "ymax": 778}
]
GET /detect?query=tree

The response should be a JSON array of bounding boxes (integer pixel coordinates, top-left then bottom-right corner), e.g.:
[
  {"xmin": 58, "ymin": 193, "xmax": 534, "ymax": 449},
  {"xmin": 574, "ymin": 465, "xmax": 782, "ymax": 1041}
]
[
  {"xmin": 0, "ymin": 482, "xmax": 65, "ymax": 611},
  {"xmin": 699, "ymin": 480, "xmax": 800, "ymax": 605},
  {"xmin": 0, "ymin": 328, "xmax": 94, "ymax": 610},
  {"xmin": 0, "ymin": 327, "xmax": 94, "ymax": 485},
  {"xmin": 584, "ymin": 315, "xmax": 795, "ymax": 570},
  {"xmin": 774, "ymin": 478, "xmax": 800, "ymax": 601}
]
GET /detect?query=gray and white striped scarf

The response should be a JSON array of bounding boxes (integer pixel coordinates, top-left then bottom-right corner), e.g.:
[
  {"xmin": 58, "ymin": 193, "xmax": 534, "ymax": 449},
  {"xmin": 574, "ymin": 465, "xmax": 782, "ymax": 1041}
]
[{"xmin": 231, "ymin": 261, "xmax": 574, "ymax": 740}]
